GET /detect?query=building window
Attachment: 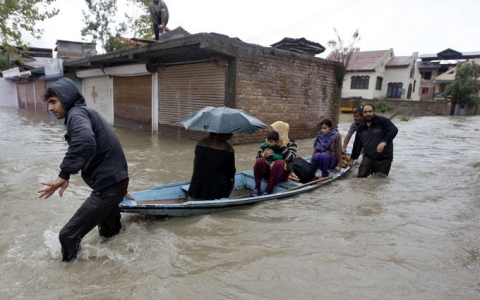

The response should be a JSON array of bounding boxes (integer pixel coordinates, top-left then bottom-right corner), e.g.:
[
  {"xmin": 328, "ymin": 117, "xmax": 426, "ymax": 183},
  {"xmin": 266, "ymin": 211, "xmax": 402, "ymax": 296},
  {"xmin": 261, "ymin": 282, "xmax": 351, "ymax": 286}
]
[
  {"xmin": 387, "ymin": 82, "xmax": 403, "ymax": 98},
  {"xmin": 420, "ymin": 71, "xmax": 432, "ymax": 80},
  {"xmin": 350, "ymin": 76, "xmax": 370, "ymax": 89},
  {"xmin": 413, "ymin": 80, "xmax": 416, "ymax": 92},
  {"xmin": 439, "ymin": 84, "xmax": 446, "ymax": 93},
  {"xmin": 421, "ymin": 87, "xmax": 429, "ymax": 94},
  {"xmin": 375, "ymin": 77, "xmax": 383, "ymax": 90},
  {"xmin": 410, "ymin": 65, "xmax": 415, "ymax": 79}
]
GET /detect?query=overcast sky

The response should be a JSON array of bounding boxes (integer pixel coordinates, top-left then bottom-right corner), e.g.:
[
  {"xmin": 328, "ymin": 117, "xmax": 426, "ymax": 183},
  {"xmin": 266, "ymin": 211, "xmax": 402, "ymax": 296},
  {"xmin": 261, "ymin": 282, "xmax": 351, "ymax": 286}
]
[{"xmin": 23, "ymin": 0, "xmax": 480, "ymax": 58}]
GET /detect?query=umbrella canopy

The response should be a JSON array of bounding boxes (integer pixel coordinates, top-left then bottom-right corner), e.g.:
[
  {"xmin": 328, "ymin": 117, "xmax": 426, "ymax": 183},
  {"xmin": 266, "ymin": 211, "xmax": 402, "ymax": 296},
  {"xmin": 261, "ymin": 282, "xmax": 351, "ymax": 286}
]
[{"xmin": 180, "ymin": 106, "xmax": 268, "ymax": 134}]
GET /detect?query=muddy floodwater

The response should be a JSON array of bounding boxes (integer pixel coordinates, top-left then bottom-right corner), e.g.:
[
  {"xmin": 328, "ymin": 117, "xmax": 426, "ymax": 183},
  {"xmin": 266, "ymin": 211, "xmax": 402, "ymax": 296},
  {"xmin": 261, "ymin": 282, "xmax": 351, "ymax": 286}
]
[{"xmin": 0, "ymin": 107, "xmax": 479, "ymax": 299}]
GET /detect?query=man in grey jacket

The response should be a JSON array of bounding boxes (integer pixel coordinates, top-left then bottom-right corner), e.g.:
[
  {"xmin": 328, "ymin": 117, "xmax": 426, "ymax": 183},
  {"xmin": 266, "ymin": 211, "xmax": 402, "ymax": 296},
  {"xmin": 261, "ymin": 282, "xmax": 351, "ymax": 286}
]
[
  {"xmin": 149, "ymin": 0, "xmax": 169, "ymax": 40},
  {"xmin": 38, "ymin": 78, "xmax": 129, "ymax": 262}
]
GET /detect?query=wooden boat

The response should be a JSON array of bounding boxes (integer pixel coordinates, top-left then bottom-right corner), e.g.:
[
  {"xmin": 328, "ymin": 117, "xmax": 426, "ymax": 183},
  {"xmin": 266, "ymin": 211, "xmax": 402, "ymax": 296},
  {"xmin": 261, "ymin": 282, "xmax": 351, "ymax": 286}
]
[{"xmin": 119, "ymin": 163, "xmax": 351, "ymax": 217}]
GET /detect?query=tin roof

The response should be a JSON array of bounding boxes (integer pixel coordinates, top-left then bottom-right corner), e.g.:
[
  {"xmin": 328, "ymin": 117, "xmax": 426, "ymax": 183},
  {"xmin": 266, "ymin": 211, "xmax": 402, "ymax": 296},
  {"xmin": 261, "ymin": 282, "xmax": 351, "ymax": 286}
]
[
  {"xmin": 419, "ymin": 48, "xmax": 480, "ymax": 61},
  {"xmin": 327, "ymin": 50, "xmax": 390, "ymax": 71},
  {"xmin": 385, "ymin": 56, "xmax": 412, "ymax": 68}
]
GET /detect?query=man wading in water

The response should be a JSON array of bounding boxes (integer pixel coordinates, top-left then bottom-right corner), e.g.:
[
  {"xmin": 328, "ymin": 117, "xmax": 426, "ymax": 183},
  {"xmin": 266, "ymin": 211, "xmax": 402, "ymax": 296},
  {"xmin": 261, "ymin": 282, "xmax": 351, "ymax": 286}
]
[
  {"xmin": 38, "ymin": 78, "xmax": 130, "ymax": 262},
  {"xmin": 348, "ymin": 104, "xmax": 398, "ymax": 177}
]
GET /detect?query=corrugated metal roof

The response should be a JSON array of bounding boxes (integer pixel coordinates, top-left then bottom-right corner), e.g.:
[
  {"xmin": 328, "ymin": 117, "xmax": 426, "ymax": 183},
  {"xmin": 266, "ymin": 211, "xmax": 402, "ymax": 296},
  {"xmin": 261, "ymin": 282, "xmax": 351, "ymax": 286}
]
[
  {"xmin": 433, "ymin": 58, "xmax": 480, "ymax": 83},
  {"xmin": 385, "ymin": 56, "xmax": 412, "ymax": 68},
  {"xmin": 327, "ymin": 50, "xmax": 389, "ymax": 71}
]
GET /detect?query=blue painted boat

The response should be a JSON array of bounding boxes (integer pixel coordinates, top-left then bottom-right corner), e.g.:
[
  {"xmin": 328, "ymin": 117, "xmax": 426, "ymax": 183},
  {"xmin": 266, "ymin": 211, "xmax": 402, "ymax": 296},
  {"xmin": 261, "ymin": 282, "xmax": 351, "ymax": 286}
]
[{"xmin": 119, "ymin": 163, "xmax": 351, "ymax": 217}]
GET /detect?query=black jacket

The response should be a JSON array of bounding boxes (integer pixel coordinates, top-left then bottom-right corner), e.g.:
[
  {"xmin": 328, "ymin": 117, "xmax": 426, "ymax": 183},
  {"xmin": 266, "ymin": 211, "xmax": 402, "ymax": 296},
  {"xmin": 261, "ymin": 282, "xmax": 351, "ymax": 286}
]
[
  {"xmin": 351, "ymin": 115, "xmax": 398, "ymax": 161},
  {"xmin": 50, "ymin": 78, "xmax": 128, "ymax": 191}
]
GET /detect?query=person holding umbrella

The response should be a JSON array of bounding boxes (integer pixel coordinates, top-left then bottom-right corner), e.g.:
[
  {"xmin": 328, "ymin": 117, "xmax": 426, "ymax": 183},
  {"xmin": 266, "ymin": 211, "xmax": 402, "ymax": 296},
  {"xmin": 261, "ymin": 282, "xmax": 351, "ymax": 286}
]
[
  {"xmin": 251, "ymin": 121, "xmax": 298, "ymax": 196},
  {"xmin": 187, "ymin": 133, "xmax": 236, "ymax": 200},
  {"xmin": 180, "ymin": 106, "xmax": 268, "ymax": 200}
]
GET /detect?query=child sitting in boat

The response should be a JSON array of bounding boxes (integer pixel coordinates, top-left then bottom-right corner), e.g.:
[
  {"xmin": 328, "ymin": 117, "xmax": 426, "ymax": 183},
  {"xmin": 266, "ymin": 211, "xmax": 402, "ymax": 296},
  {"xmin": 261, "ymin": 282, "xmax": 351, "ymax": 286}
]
[
  {"xmin": 311, "ymin": 119, "xmax": 343, "ymax": 178},
  {"xmin": 251, "ymin": 121, "xmax": 299, "ymax": 197},
  {"xmin": 257, "ymin": 131, "xmax": 283, "ymax": 166}
]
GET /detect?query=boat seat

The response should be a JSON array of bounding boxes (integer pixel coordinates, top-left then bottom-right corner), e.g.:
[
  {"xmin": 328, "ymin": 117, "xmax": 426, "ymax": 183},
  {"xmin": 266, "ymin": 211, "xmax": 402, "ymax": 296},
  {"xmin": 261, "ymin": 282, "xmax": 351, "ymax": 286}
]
[{"xmin": 180, "ymin": 184, "xmax": 190, "ymax": 192}]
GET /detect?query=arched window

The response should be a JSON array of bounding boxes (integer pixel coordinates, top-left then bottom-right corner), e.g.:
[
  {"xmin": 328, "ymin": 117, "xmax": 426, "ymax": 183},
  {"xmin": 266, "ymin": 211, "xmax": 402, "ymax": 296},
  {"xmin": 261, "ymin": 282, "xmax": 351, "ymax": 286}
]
[
  {"xmin": 387, "ymin": 83, "xmax": 403, "ymax": 98},
  {"xmin": 350, "ymin": 76, "xmax": 370, "ymax": 89}
]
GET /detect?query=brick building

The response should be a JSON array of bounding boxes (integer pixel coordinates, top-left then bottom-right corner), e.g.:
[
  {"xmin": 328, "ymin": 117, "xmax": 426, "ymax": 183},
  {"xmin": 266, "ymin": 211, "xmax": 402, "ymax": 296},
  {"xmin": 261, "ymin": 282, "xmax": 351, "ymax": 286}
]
[{"xmin": 25, "ymin": 31, "xmax": 343, "ymax": 144}]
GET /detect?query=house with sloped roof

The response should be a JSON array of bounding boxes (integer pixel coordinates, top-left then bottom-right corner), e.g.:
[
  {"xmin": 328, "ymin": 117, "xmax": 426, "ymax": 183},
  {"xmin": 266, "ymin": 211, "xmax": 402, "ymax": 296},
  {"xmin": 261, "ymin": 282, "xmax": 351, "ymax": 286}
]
[
  {"xmin": 417, "ymin": 48, "xmax": 480, "ymax": 100},
  {"xmin": 326, "ymin": 48, "xmax": 421, "ymax": 100},
  {"xmin": 434, "ymin": 58, "xmax": 480, "ymax": 95}
]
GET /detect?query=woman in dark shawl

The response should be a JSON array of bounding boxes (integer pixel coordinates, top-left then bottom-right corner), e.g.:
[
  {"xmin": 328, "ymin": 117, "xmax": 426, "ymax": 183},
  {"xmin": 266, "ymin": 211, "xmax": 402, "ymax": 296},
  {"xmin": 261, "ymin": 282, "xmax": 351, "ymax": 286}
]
[{"xmin": 187, "ymin": 133, "xmax": 236, "ymax": 200}]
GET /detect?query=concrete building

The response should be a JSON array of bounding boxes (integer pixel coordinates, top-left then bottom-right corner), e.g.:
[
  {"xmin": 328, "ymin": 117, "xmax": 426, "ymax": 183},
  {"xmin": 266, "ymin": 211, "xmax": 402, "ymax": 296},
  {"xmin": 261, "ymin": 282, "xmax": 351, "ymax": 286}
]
[
  {"xmin": 418, "ymin": 48, "xmax": 480, "ymax": 100},
  {"xmin": 326, "ymin": 49, "xmax": 421, "ymax": 101}
]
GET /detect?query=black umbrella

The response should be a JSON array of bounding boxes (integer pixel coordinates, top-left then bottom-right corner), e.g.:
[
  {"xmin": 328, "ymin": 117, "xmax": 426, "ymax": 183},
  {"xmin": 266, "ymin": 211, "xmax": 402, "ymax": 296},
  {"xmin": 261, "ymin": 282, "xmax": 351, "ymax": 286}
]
[{"xmin": 180, "ymin": 106, "xmax": 268, "ymax": 134}]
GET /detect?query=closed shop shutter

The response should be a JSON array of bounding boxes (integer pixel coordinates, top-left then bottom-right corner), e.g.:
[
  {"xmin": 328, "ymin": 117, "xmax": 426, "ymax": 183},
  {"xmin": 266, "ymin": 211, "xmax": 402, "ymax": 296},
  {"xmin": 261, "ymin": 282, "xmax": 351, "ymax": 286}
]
[
  {"xmin": 25, "ymin": 82, "xmax": 35, "ymax": 110},
  {"xmin": 158, "ymin": 62, "xmax": 227, "ymax": 139},
  {"xmin": 83, "ymin": 76, "xmax": 112, "ymax": 124},
  {"xmin": 34, "ymin": 80, "xmax": 46, "ymax": 112},
  {"xmin": 113, "ymin": 75, "xmax": 152, "ymax": 131},
  {"xmin": 17, "ymin": 84, "xmax": 27, "ymax": 109}
]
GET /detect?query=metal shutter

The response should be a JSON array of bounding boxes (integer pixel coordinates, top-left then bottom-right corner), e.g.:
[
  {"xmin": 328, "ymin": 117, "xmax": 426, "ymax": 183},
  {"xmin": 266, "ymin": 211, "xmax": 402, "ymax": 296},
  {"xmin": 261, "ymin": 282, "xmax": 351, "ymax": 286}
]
[
  {"xmin": 158, "ymin": 62, "xmax": 227, "ymax": 139},
  {"xmin": 113, "ymin": 75, "xmax": 152, "ymax": 131}
]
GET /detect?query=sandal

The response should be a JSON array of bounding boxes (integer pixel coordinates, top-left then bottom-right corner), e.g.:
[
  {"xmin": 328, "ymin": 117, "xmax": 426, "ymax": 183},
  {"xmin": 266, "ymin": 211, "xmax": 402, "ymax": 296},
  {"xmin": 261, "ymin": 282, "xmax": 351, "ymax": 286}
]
[{"xmin": 249, "ymin": 189, "xmax": 260, "ymax": 197}]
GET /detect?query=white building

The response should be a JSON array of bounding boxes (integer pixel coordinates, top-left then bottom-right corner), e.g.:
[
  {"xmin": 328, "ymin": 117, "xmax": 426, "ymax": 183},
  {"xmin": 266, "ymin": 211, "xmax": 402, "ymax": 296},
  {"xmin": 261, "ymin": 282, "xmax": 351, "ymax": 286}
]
[{"xmin": 327, "ymin": 49, "xmax": 422, "ymax": 100}]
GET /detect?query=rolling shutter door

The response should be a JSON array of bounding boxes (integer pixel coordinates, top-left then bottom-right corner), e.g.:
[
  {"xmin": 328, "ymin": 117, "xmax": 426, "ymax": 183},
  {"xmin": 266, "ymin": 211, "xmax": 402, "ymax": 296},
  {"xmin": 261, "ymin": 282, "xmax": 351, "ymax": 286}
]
[
  {"xmin": 83, "ymin": 76, "xmax": 112, "ymax": 124},
  {"xmin": 158, "ymin": 62, "xmax": 227, "ymax": 139},
  {"xmin": 17, "ymin": 84, "xmax": 27, "ymax": 109},
  {"xmin": 25, "ymin": 82, "xmax": 35, "ymax": 110},
  {"xmin": 113, "ymin": 75, "xmax": 152, "ymax": 131}
]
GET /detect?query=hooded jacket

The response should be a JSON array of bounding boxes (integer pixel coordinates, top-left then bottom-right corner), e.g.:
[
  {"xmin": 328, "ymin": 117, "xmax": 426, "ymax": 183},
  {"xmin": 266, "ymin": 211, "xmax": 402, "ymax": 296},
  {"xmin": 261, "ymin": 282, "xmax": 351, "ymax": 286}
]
[{"xmin": 49, "ymin": 78, "xmax": 128, "ymax": 191}]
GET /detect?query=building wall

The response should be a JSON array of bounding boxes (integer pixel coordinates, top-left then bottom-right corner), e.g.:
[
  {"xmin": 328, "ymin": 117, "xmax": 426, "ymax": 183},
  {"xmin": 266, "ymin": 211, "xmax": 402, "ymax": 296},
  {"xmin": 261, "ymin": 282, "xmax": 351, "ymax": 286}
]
[
  {"xmin": 341, "ymin": 98, "xmax": 448, "ymax": 116},
  {"xmin": 234, "ymin": 52, "xmax": 341, "ymax": 144},
  {"xmin": 0, "ymin": 78, "xmax": 18, "ymax": 107},
  {"xmin": 383, "ymin": 67, "xmax": 421, "ymax": 100},
  {"xmin": 341, "ymin": 72, "xmax": 378, "ymax": 99},
  {"xmin": 419, "ymin": 69, "xmax": 441, "ymax": 100},
  {"xmin": 82, "ymin": 76, "xmax": 113, "ymax": 124}
]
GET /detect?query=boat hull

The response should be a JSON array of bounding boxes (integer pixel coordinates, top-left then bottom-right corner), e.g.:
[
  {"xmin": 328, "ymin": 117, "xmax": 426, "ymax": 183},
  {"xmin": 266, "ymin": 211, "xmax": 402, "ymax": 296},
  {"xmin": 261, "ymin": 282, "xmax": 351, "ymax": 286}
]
[{"xmin": 119, "ymin": 166, "xmax": 350, "ymax": 217}]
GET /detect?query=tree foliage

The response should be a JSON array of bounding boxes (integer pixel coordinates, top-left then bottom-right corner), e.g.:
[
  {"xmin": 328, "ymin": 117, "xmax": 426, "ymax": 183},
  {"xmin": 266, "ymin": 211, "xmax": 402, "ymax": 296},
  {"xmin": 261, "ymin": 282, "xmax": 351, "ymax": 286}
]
[
  {"xmin": 0, "ymin": 52, "xmax": 15, "ymax": 70},
  {"xmin": 124, "ymin": 0, "xmax": 152, "ymax": 39},
  {"xmin": 81, "ymin": 0, "xmax": 118, "ymax": 53},
  {"xmin": 81, "ymin": 0, "xmax": 153, "ymax": 53},
  {"xmin": 327, "ymin": 28, "xmax": 360, "ymax": 88},
  {"xmin": 443, "ymin": 61, "xmax": 480, "ymax": 108},
  {"xmin": 0, "ymin": 0, "xmax": 59, "ymax": 51}
]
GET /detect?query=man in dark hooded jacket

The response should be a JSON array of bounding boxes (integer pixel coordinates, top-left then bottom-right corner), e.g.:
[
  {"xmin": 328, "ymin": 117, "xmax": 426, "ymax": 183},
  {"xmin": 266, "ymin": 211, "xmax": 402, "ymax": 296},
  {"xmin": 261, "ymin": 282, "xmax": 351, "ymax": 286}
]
[{"xmin": 38, "ymin": 78, "xmax": 129, "ymax": 262}]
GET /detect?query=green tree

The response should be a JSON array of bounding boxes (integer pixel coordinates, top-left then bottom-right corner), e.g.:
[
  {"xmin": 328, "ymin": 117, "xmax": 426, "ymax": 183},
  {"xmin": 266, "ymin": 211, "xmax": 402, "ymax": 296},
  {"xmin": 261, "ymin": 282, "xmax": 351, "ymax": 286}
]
[
  {"xmin": 0, "ymin": 52, "xmax": 15, "ymax": 70},
  {"xmin": 327, "ymin": 28, "xmax": 360, "ymax": 88},
  {"xmin": 124, "ymin": 0, "xmax": 152, "ymax": 39},
  {"xmin": 443, "ymin": 61, "xmax": 480, "ymax": 115},
  {"xmin": 81, "ymin": 0, "xmax": 118, "ymax": 53},
  {"xmin": 0, "ymin": 0, "xmax": 59, "ymax": 51},
  {"xmin": 81, "ymin": 0, "xmax": 152, "ymax": 53}
]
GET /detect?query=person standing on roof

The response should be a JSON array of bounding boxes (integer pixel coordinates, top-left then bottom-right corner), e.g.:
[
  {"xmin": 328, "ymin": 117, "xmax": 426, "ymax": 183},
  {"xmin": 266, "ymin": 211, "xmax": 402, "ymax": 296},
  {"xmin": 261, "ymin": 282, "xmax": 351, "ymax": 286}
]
[{"xmin": 149, "ymin": 0, "xmax": 169, "ymax": 40}]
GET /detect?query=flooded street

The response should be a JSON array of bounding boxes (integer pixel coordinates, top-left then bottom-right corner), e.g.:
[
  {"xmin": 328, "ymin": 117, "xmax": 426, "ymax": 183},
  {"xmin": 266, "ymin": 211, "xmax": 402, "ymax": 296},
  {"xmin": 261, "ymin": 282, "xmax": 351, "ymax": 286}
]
[{"xmin": 0, "ymin": 107, "xmax": 479, "ymax": 299}]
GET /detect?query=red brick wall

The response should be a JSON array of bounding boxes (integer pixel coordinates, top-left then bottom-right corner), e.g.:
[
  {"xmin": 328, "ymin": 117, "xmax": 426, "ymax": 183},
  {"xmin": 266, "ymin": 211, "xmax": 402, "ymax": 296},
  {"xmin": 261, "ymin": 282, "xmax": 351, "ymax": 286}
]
[{"xmin": 232, "ymin": 53, "xmax": 341, "ymax": 144}]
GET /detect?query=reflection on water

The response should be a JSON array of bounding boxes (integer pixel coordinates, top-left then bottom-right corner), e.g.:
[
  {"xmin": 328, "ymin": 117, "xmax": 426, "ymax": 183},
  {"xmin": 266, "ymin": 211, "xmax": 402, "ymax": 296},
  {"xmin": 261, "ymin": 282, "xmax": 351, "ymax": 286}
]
[{"xmin": 0, "ymin": 107, "xmax": 479, "ymax": 299}]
